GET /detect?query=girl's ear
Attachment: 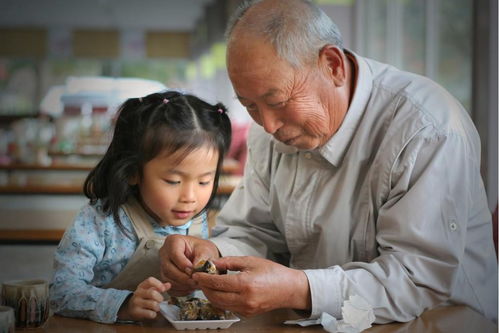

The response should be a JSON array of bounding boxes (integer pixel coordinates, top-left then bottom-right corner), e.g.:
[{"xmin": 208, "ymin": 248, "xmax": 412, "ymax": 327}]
[{"xmin": 128, "ymin": 174, "xmax": 138, "ymax": 185}]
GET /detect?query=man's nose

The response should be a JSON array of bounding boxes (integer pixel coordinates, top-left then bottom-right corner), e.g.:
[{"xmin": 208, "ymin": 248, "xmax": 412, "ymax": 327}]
[{"xmin": 260, "ymin": 109, "xmax": 282, "ymax": 134}]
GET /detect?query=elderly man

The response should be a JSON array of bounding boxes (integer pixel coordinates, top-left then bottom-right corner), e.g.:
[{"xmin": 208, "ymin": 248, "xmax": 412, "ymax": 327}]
[{"xmin": 160, "ymin": 0, "xmax": 497, "ymax": 323}]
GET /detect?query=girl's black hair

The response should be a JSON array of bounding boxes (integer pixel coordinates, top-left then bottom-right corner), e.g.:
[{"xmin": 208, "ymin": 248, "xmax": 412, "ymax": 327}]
[{"xmin": 83, "ymin": 90, "xmax": 232, "ymax": 232}]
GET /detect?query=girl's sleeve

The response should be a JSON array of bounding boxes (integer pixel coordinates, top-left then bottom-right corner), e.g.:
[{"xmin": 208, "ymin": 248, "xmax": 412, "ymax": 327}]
[{"xmin": 49, "ymin": 205, "xmax": 132, "ymax": 323}]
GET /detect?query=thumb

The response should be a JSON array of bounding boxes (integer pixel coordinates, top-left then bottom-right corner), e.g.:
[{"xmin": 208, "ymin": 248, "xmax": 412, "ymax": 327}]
[
  {"xmin": 192, "ymin": 254, "xmax": 212, "ymax": 266},
  {"xmin": 212, "ymin": 256, "xmax": 252, "ymax": 272},
  {"xmin": 189, "ymin": 255, "xmax": 210, "ymax": 275},
  {"xmin": 183, "ymin": 240, "xmax": 194, "ymax": 261}
]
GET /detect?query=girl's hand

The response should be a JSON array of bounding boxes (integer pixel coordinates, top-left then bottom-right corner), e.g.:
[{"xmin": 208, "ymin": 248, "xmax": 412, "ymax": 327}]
[{"xmin": 117, "ymin": 277, "xmax": 171, "ymax": 321}]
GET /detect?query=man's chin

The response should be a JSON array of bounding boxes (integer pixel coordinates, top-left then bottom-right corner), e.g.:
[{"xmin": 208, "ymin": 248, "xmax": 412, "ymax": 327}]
[
  {"xmin": 295, "ymin": 143, "xmax": 318, "ymax": 150},
  {"xmin": 282, "ymin": 137, "xmax": 318, "ymax": 150},
  {"xmin": 281, "ymin": 135, "xmax": 301, "ymax": 147}
]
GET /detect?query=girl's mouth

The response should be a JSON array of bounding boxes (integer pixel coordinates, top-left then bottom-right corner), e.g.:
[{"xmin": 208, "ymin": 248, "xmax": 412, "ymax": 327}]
[{"xmin": 172, "ymin": 210, "xmax": 192, "ymax": 219}]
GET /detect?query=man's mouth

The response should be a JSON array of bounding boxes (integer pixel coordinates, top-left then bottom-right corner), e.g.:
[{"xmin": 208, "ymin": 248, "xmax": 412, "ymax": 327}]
[{"xmin": 282, "ymin": 136, "xmax": 299, "ymax": 145}]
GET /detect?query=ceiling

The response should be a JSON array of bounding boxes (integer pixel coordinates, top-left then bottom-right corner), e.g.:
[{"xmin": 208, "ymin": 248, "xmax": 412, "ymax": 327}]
[{"xmin": 0, "ymin": 0, "xmax": 215, "ymax": 31}]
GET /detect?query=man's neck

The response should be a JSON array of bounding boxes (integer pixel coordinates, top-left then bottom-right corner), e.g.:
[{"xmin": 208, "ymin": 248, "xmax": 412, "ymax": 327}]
[{"xmin": 345, "ymin": 51, "xmax": 358, "ymax": 106}]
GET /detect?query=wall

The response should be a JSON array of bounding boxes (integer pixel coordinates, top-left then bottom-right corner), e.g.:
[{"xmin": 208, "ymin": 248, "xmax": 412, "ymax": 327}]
[
  {"xmin": 0, "ymin": 0, "xmax": 212, "ymax": 31},
  {"xmin": 473, "ymin": 0, "xmax": 498, "ymax": 210}
]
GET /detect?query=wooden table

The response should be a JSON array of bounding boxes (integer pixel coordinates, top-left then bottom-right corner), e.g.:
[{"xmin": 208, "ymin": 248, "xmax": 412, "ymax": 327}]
[{"xmin": 31, "ymin": 305, "xmax": 497, "ymax": 332}]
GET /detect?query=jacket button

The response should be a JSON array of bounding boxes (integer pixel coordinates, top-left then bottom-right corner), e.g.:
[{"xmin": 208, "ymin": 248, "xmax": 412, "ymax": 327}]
[
  {"xmin": 145, "ymin": 239, "xmax": 155, "ymax": 249},
  {"xmin": 449, "ymin": 220, "xmax": 458, "ymax": 231}
]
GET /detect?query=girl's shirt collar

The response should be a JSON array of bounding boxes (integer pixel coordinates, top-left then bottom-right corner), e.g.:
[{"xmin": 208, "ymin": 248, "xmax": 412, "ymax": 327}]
[{"xmin": 150, "ymin": 219, "xmax": 193, "ymax": 236}]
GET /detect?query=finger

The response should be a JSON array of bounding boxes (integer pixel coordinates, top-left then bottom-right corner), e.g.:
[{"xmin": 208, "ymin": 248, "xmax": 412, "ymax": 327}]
[
  {"xmin": 131, "ymin": 307, "xmax": 158, "ymax": 320},
  {"xmin": 169, "ymin": 238, "xmax": 195, "ymax": 272},
  {"xmin": 139, "ymin": 277, "xmax": 167, "ymax": 292},
  {"xmin": 162, "ymin": 260, "xmax": 196, "ymax": 287},
  {"xmin": 212, "ymin": 256, "xmax": 253, "ymax": 272},
  {"xmin": 144, "ymin": 289, "xmax": 165, "ymax": 303},
  {"xmin": 162, "ymin": 282, "xmax": 172, "ymax": 291},
  {"xmin": 201, "ymin": 287, "xmax": 243, "ymax": 313},
  {"xmin": 193, "ymin": 272, "xmax": 242, "ymax": 293},
  {"xmin": 136, "ymin": 289, "xmax": 162, "ymax": 302},
  {"xmin": 191, "ymin": 254, "xmax": 212, "ymax": 268},
  {"xmin": 183, "ymin": 244, "xmax": 195, "ymax": 276},
  {"xmin": 160, "ymin": 236, "xmax": 194, "ymax": 280},
  {"xmin": 138, "ymin": 298, "xmax": 162, "ymax": 312},
  {"xmin": 163, "ymin": 259, "xmax": 192, "ymax": 281}
]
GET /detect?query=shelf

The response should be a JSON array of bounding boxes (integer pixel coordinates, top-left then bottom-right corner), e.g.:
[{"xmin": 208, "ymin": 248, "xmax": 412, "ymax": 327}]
[
  {"xmin": 0, "ymin": 160, "xmax": 241, "ymax": 174},
  {"xmin": 0, "ymin": 163, "xmax": 94, "ymax": 171},
  {"xmin": 47, "ymin": 150, "xmax": 107, "ymax": 158},
  {"xmin": 0, "ymin": 182, "xmax": 238, "ymax": 195},
  {"xmin": 0, "ymin": 114, "xmax": 39, "ymax": 123},
  {"xmin": 0, "ymin": 229, "xmax": 64, "ymax": 242},
  {"xmin": 0, "ymin": 183, "xmax": 84, "ymax": 194}
]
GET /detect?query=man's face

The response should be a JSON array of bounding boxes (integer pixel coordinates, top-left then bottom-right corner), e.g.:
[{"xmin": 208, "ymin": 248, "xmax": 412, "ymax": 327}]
[{"xmin": 227, "ymin": 35, "xmax": 346, "ymax": 150}]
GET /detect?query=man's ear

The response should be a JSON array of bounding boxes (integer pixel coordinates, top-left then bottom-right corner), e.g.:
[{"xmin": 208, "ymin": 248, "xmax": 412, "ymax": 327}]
[{"xmin": 318, "ymin": 45, "xmax": 347, "ymax": 87}]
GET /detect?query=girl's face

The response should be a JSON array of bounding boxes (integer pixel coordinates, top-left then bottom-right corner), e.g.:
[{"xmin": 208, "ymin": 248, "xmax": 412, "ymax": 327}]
[{"xmin": 137, "ymin": 145, "xmax": 219, "ymax": 227}]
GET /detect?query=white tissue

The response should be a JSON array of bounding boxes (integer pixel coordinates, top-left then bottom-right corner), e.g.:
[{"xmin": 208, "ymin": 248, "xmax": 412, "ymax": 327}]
[
  {"xmin": 284, "ymin": 295, "xmax": 375, "ymax": 333},
  {"xmin": 340, "ymin": 295, "xmax": 376, "ymax": 331}
]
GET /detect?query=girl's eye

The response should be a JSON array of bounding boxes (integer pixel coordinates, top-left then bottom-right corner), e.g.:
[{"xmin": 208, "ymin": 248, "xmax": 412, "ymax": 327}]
[
  {"xmin": 165, "ymin": 180, "xmax": 180, "ymax": 185},
  {"xmin": 199, "ymin": 181, "xmax": 211, "ymax": 186}
]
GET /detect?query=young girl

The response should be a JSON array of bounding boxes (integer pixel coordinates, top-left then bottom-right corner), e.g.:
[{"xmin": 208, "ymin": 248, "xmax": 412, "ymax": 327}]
[{"xmin": 49, "ymin": 90, "xmax": 231, "ymax": 323}]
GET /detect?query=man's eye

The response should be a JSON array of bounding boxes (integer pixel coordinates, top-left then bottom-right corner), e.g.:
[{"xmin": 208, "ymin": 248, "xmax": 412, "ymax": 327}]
[
  {"xmin": 269, "ymin": 101, "xmax": 286, "ymax": 108},
  {"xmin": 165, "ymin": 180, "xmax": 180, "ymax": 185}
]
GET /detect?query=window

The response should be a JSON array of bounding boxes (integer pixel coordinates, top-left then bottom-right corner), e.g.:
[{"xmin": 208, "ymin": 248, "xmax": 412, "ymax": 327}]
[{"xmin": 356, "ymin": 0, "xmax": 472, "ymax": 111}]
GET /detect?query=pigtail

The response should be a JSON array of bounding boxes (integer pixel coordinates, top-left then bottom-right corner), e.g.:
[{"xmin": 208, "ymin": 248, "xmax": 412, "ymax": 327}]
[
  {"xmin": 215, "ymin": 103, "xmax": 227, "ymax": 115},
  {"xmin": 83, "ymin": 97, "xmax": 145, "ymax": 237},
  {"xmin": 214, "ymin": 102, "xmax": 232, "ymax": 154}
]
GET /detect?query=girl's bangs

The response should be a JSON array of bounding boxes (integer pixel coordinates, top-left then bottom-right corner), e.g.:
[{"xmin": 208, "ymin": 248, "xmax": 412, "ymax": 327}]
[{"xmin": 143, "ymin": 126, "xmax": 219, "ymax": 165}]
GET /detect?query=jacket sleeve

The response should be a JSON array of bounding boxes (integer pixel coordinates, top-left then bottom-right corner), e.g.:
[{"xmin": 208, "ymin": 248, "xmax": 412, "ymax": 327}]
[
  {"xmin": 49, "ymin": 205, "xmax": 132, "ymax": 324},
  {"xmin": 305, "ymin": 127, "xmax": 489, "ymax": 323}
]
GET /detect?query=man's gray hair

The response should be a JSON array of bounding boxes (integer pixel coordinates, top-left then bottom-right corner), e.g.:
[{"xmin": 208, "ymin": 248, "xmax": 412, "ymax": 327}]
[{"xmin": 225, "ymin": 0, "xmax": 343, "ymax": 67}]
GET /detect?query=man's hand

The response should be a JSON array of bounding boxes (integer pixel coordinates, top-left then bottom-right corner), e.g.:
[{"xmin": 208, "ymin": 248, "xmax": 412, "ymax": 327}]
[
  {"xmin": 159, "ymin": 234, "xmax": 220, "ymax": 296},
  {"xmin": 192, "ymin": 256, "xmax": 311, "ymax": 317},
  {"xmin": 117, "ymin": 277, "xmax": 170, "ymax": 321}
]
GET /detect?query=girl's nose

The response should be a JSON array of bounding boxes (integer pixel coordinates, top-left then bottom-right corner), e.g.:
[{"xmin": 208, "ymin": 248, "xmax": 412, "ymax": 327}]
[{"xmin": 179, "ymin": 184, "xmax": 196, "ymax": 203}]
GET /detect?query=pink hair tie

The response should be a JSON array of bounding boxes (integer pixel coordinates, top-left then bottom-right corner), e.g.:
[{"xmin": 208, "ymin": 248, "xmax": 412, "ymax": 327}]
[
  {"xmin": 217, "ymin": 108, "xmax": 223, "ymax": 114},
  {"xmin": 163, "ymin": 98, "xmax": 169, "ymax": 104}
]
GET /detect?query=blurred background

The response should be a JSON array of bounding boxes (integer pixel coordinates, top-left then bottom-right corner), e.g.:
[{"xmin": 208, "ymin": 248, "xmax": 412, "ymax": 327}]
[{"xmin": 0, "ymin": 0, "xmax": 496, "ymax": 283}]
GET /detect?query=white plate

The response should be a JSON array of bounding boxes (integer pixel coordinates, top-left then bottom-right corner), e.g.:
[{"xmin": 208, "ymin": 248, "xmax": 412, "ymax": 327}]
[{"xmin": 159, "ymin": 302, "xmax": 240, "ymax": 330}]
